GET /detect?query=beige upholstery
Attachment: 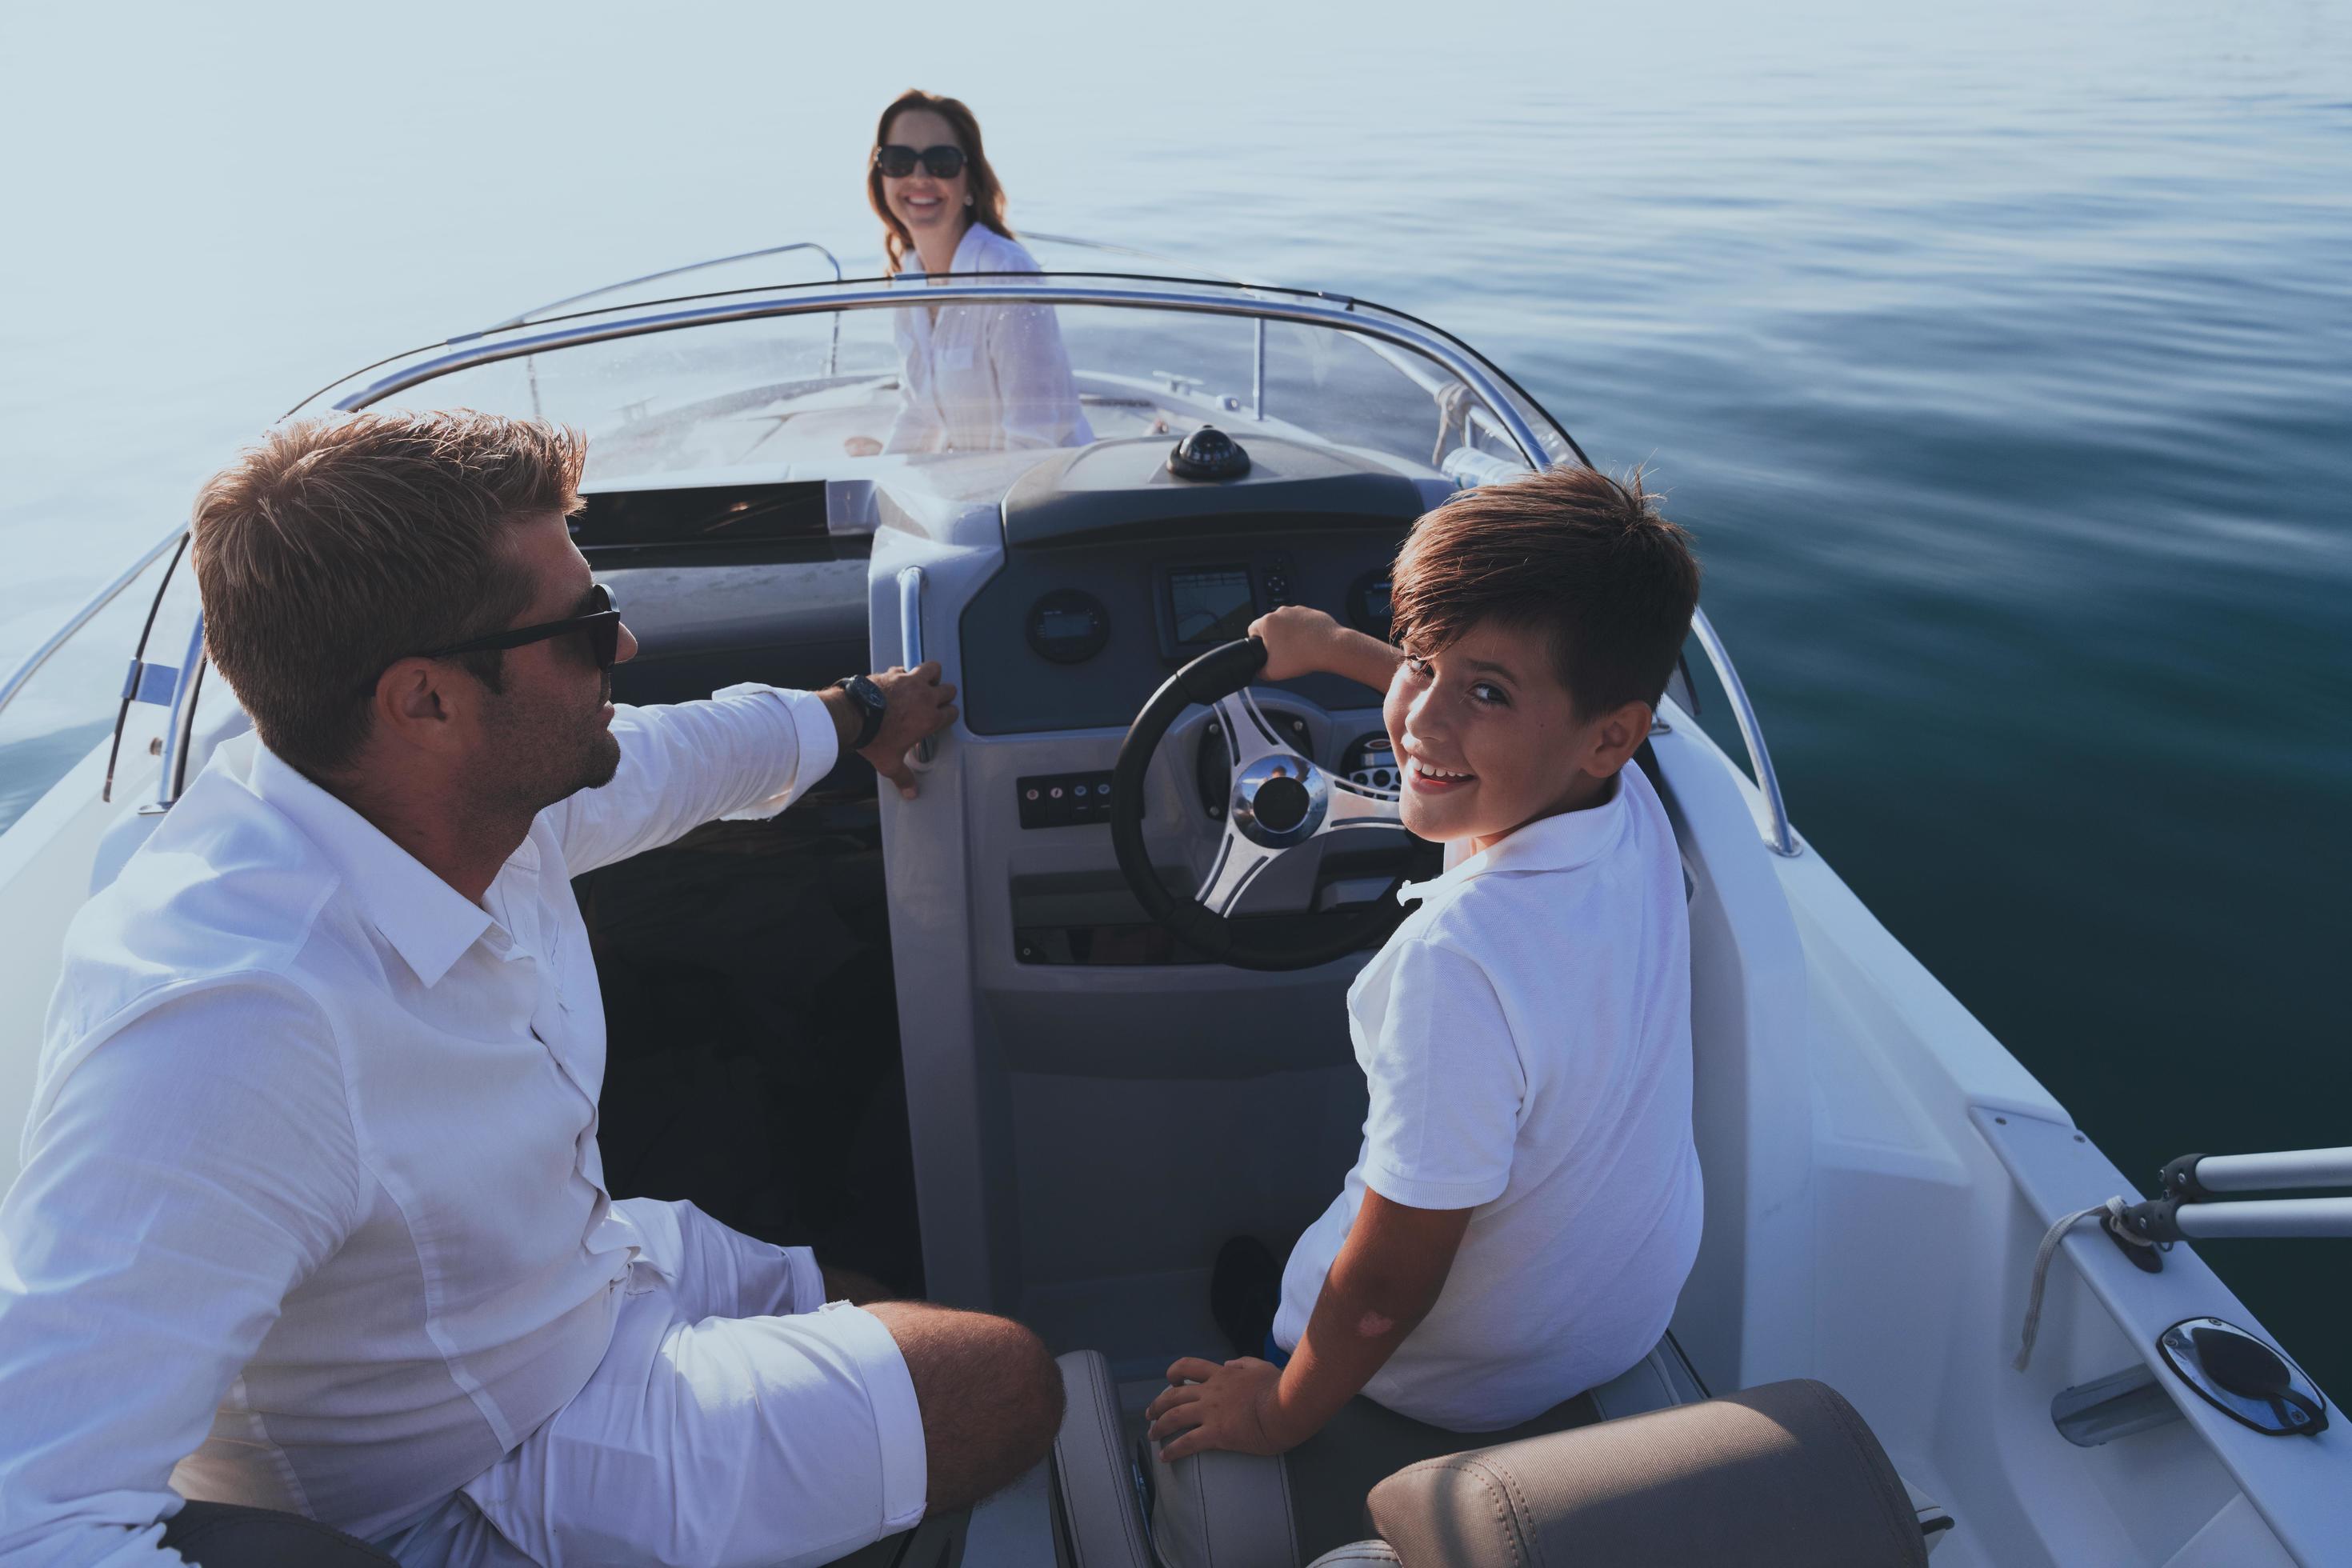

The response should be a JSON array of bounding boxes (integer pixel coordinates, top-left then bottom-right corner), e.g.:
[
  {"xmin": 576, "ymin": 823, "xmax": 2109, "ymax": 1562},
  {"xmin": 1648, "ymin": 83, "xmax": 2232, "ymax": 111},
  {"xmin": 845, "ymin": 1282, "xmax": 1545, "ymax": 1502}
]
[
  {"xmin": 1147, "ymin": 1338, "xmax": 1701, "ymax": 1568},
  {"xmin": 1150, "ymin": 1386, "xmax": 1600, "ymax": 1568},
  {"xmin": 1365, "ymin": 1378, "xmax": 1930, "ymax": 1567},
  {"xmin": 1050, "ymin": 1351, "xmax": 1154, "ymax": 1568}
]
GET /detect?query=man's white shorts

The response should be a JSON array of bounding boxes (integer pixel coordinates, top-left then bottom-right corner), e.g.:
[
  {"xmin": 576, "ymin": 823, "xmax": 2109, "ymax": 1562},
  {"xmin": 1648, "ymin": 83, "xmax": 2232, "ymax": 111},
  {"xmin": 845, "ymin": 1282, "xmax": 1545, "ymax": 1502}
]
[{"xmin": 380, "ymin": 1199, "xmax": 926, "ymax": 1568}]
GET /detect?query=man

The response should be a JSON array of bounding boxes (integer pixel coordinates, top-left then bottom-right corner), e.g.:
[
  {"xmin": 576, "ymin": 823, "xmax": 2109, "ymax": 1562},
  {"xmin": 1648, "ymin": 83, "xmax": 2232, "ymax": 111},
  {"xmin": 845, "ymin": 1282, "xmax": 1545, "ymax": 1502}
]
[{"xmin": 0, "ymin": 411, "xmax": 1062, "ymax": 1567}]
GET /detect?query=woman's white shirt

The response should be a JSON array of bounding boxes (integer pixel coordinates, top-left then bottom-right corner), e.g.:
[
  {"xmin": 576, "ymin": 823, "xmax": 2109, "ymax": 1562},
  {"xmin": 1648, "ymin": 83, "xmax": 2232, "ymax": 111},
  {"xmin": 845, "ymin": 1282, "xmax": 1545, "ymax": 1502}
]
[{"xmin": 884, "ymin": 226, "xmax": 1094, "ymax": 454}]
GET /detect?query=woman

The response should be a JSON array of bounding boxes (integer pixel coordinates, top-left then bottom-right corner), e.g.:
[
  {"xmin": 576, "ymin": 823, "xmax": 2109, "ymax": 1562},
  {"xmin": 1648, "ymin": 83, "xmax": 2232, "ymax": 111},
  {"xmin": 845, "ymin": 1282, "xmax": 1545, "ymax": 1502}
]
[{"xmin": 847, "ymin": 90, "xmax": 1093, "ymax": 456}]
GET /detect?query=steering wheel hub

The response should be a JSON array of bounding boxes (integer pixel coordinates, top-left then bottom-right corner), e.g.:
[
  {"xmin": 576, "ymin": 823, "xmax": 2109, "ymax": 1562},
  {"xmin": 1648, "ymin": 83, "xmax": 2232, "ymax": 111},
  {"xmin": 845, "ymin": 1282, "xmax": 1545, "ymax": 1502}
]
[{"xmin": 1233, "ymin": 757, "xmax": 1323, "ymax": 844}]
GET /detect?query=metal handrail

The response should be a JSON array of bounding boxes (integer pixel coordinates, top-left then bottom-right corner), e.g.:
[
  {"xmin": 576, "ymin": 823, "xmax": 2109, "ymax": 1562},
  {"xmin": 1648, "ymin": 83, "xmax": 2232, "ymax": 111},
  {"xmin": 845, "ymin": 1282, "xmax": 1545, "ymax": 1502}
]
[
  {"xmin": 466, "ymin": 241, "xmax": 847, "ymax": 338},
  {"xmin": 1689, "ymin": 607, "xmax": 1798, "ymax": 856},
  {"xmin": 318, "ymin": 268, "xmax": 1797, "ymax": 858},
  {"xmin": 334, "ymin": 279, "xmax": 1550, "ymax": 471},
  {"xmin": 0, "ymin": 526, "xmax": 185, "ymax": 720},
  {"xmin": 898, "ymin": 567, "xmax": 931, "ymax": 766},
  {"xmin": 144, "ymin": 609, "xmax": 208, "ymax": 816}
]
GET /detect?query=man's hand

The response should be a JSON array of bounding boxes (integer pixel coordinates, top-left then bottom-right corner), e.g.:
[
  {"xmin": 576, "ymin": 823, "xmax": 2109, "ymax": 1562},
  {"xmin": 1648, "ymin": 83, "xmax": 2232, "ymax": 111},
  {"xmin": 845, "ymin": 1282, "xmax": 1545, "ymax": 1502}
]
[
  {"xmin": 1248, "ymin": 605, "xmax": 1402, "ymax": 690},
  {"xmin": 1144, "ymin": 1356, "xmax": 1297, "ymax": 1462},
  {"xmin": 828, "ymin": 662, "xmax": 958, "ymax": 799}
]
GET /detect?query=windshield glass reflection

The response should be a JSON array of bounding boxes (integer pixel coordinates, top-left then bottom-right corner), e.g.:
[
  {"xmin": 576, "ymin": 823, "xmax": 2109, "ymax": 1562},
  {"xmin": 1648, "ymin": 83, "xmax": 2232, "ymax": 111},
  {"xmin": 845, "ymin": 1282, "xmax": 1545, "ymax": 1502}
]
[{"xmin": 363, "ymin": 298, "xmax": 1532, "ymax": 494}]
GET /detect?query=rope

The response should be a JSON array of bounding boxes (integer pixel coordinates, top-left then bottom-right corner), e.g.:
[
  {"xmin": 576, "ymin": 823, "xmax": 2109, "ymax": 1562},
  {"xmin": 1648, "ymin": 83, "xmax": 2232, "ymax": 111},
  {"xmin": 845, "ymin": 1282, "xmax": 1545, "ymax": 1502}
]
[{"xmin": 2014, "ymin": 1197, "xmax": 2156, "ymax": 1371}]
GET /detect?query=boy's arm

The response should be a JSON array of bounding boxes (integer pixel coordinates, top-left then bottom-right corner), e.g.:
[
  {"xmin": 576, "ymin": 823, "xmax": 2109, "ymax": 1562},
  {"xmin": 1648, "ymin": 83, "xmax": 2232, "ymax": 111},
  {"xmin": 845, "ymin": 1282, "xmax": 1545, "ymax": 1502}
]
[
  {"xmin": 1249, "ymin": 605, "xmax": 1402, "ymax": 690},
  {"xmin": 1148, "ymin": 941, "xmax": 1522, "ymax": 1458},
  {"xmin": 1145, "ymin": 1192, "xmax": 1470, "ymax": 1459}
]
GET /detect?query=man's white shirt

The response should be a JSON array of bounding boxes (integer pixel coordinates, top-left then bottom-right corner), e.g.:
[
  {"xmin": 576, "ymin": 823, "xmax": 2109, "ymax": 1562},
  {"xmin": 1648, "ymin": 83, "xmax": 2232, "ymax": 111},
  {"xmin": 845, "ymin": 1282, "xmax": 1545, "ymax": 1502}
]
[
  {"xmin": 0, "ymin": 685, "xmax": 839, "ymax": 1566},
  {"xmin": 1273, "ymin": 762, "xmax": 1705, "ymax": 1431},
  {"xmin": 884, "ymin": 225, "xmax": 1094, "ymax": 454}
]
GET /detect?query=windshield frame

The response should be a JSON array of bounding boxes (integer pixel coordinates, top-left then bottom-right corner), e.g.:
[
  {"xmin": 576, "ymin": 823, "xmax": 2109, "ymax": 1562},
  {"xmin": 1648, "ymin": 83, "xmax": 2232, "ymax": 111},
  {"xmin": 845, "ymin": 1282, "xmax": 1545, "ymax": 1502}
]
[{"xmin": 286, "ymin": 270, "xmax": 1586, "ymax": 474}]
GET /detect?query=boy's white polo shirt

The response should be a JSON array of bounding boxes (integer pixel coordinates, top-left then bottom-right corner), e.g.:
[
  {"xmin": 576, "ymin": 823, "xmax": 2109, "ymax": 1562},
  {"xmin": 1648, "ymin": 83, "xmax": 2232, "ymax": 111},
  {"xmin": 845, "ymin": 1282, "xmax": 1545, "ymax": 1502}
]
[{"xmin": 1273, "ymin": 762, "xmax": 1702, "ymax": 1432}]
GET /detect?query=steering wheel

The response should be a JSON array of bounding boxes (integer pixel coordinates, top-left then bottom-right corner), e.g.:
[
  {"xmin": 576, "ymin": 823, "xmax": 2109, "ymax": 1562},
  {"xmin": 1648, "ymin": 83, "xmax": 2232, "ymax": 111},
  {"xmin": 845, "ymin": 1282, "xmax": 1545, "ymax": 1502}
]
[{"xmin": 1110, "ymin": 637, "xmax": 1418, "ymax": 971}]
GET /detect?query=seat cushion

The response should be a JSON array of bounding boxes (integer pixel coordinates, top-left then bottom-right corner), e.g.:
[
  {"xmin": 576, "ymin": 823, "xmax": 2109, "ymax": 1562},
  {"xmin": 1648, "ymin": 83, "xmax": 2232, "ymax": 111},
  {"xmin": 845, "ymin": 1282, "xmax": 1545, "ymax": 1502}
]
[
  {"xmin": 1148, "ymin": 1385, "xmax": 1602, "ymax": 1568},
  {"xmin": 1281, "ymin": 1386, "xmax": 1600, "ymax": 1562},
  {"xmin": 160, "ymin": 1502, "xmax": 398, "ymax": 1567},
  {"xmin": 1366, "ymin": 1378, "xmax": 1929, "ymax": 1568},
  {"xmin": 1050, "ymin": 1350, "xmax": 1154, "ymax": 1568},
  {"xmin": 1585, "ymin": 1333, "xmax": 1708, "ymax": 1421}
]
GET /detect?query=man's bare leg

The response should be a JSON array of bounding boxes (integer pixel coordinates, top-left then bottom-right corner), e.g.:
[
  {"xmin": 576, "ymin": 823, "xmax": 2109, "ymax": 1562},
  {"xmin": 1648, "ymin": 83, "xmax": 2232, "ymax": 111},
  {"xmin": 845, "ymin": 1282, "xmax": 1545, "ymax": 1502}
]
[{"xmin": 862, "ymin": 1301, "xmax": 1065, "ymax": 1512}]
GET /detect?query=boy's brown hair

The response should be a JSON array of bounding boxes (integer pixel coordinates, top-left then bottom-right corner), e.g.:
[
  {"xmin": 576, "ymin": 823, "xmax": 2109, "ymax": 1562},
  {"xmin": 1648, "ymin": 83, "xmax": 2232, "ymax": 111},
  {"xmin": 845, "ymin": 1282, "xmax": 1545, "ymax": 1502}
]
[
  {"xmin": 192, "ymin": 410, "xmax": 585, "ymax": 778},
  {"xmin": 1388, "ymin": 465, "xmax": 1700, "ymax": 717}
]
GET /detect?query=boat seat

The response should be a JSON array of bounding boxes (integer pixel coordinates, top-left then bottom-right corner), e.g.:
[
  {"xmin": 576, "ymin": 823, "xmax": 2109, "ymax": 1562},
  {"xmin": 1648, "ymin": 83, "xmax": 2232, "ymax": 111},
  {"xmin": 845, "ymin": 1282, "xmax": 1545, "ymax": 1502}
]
[
  {"xmin": 1052, "ymin": 1350, "xmax": 1155, "ymax": 1568},
  {"xmin": 1159, "ymin": 1336, "xmax": 1706, "ymax": 1568},
  {"xmin": 1309, "ymin": 1378, "xmax": 1932, "ymax": 1567},
  {"xmin": 1054, "ymin": 1335, "xmax": 1712, "ymax": 1568}
]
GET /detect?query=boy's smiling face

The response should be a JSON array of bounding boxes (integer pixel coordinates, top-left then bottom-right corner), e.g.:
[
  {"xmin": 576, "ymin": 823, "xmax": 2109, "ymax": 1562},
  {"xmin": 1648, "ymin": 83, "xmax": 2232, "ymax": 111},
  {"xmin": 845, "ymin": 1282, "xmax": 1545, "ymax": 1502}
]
[{"xmin": 1383, "ymin": 617, "xmax": 1650, "ymax": 853}]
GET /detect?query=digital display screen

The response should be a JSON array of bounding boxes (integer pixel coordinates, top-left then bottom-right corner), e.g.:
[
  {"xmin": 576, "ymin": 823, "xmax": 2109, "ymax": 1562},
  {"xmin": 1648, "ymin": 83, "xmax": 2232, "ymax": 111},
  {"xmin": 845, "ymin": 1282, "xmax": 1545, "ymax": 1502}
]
[
  {"xmin": 1169, "ymin": 566, "xmax": 1256, "ymax": 646},
  {"xmin": 1037, "ymin": 608, "xmax": 1099, "ymax": 642}
]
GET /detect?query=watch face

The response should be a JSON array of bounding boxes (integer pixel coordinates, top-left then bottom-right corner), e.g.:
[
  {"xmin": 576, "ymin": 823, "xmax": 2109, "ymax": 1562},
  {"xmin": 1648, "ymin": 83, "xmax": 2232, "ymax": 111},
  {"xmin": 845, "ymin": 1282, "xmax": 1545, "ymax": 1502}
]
[{"xmin": 840, "ymin": 676, "xmax": 887, "ymax": 746}]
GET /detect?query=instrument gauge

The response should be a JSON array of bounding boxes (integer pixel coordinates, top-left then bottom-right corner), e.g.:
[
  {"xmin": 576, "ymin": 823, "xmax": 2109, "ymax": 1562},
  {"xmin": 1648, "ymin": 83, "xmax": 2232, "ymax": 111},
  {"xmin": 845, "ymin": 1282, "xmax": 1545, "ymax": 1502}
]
[{"xmin": 1026, "ymin": 590, "xmax": 1111, "ymax": 665}]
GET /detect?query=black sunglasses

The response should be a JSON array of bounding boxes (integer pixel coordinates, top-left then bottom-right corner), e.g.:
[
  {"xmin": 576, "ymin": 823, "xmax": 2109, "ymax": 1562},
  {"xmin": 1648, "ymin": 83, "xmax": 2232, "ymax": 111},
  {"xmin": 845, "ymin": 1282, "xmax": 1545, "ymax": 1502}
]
[
  {"xmin": 874, "ymin": 143, "xmax": 966, "ymax": 180},
  {"xmin": 420, "ymin": 583, "xmax": 625, "ymax": 670}
]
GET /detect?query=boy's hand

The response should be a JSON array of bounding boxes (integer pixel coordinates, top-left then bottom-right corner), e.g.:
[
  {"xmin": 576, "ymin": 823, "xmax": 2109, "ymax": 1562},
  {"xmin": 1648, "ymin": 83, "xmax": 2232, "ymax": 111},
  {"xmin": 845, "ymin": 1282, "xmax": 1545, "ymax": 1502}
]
[
  {"xmin": 1248, "ymin": 606, "xmax": 1345, "ymax": 682},
  {"xmin": 1144, "ymin": 1356, "xmax": 1296, "ymax": 1461},
  {"xmin": 1249, "ymin": 605, "xmax": 1402, "ymax": 690}
]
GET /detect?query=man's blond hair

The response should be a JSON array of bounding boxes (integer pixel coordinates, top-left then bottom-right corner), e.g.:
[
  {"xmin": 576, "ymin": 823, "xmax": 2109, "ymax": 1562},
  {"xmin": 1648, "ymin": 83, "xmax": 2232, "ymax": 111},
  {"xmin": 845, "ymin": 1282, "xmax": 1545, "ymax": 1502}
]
[{"xmin": 193, "ymin": 410, "xmax": 586, "ymax": 777}]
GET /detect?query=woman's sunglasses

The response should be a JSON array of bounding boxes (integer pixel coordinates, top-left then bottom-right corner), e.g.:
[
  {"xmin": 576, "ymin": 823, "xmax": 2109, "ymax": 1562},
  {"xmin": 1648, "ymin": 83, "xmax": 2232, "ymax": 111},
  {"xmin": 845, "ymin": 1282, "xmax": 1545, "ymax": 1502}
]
[
  {"xmin": 421, "ymin": 583, "xmax": 625, "ymax": 671},
  {"xmin": 874, "ymin": 143, "xmax": 966, "ymax": 180}
]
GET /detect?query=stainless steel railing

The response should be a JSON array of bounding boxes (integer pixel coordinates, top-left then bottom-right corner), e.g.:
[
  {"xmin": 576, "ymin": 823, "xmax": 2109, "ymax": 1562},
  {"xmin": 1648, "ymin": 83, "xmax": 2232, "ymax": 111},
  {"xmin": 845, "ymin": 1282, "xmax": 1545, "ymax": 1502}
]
[
  {"xmin": 329, "ymin": 274, "xmax": 1799, "ymax": 858},
  {"xmin": 1689, "ymin": 607, "xmax": 1798, "ymax": 856},
  {"xmin": 0, "ymin": 527, "xmax": 185, "ymax": 720}
]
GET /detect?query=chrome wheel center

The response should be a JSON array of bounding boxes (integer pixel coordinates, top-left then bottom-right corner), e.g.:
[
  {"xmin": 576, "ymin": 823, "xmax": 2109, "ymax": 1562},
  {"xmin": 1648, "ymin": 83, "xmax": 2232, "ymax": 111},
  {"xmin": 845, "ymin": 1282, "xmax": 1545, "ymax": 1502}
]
[{"xmin": 1230, "ymin": 754, "xmax": 1327, "ymax": 847}]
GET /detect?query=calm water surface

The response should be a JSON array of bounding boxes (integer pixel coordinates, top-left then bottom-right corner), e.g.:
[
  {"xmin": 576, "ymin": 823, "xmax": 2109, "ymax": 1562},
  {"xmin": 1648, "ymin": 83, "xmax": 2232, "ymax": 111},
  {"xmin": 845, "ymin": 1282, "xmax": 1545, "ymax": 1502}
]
[{"xmin": 2, "ymin": 2, "xmax": 2347, "ymax": 1382}]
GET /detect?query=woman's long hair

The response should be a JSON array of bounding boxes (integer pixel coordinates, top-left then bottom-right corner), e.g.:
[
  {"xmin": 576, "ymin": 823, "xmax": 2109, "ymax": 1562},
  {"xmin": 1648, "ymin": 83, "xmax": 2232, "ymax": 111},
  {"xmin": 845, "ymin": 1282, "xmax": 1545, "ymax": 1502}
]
[{"xmin": 866, "ymin": 90, "xmax": 1014, "ymax": 275}]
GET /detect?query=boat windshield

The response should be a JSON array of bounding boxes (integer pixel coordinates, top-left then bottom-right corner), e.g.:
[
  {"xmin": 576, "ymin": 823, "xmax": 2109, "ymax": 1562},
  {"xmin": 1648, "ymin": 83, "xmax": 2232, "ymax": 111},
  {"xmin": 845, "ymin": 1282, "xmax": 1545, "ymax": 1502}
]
[{"xmin": 350, "ymin": 289, "xmax": 1542, "ymax": 494}]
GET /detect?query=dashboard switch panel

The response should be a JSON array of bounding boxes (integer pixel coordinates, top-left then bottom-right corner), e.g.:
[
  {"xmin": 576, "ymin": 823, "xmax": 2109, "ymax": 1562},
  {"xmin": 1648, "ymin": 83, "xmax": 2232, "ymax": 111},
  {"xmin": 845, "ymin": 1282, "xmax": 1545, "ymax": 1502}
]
[
  {"xmin": 1018, "ymin": 771, "xmax": 1118, "ymax": 829},
  {"xmin": 1343, "ymin": 732, "xmax": 1397, "ymax": 790}
]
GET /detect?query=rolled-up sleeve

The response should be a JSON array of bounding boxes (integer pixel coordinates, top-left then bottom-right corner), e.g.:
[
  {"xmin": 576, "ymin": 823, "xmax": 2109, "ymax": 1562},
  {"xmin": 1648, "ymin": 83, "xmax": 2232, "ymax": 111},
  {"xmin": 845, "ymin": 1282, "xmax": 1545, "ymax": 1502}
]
[
  {"xmin": 545, "ymin": 684, "xmax": 842, "ymax": 876},
  {"xmin": 0, "ymin": 980, "xmax": 359, "ymax": 1567}
]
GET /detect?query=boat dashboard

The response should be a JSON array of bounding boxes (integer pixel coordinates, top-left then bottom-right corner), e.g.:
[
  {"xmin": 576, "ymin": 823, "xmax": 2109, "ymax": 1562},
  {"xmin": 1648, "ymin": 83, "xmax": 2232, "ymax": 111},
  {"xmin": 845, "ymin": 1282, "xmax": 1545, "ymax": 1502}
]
[
  {"xmin": 590, "ymin": 434, "xmax": 1442, "ymax": 784},
  {"xmin": 584, "ymin": 433, "xmax": 1441, "ymax": 1022}
]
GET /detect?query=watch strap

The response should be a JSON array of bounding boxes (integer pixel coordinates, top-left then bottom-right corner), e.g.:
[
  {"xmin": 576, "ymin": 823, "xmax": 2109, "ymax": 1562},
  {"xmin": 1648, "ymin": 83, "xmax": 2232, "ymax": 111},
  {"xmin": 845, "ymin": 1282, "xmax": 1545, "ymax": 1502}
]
[{"xmin": 833, "ymin": 674, "xmax": 887, "ymax": 751}]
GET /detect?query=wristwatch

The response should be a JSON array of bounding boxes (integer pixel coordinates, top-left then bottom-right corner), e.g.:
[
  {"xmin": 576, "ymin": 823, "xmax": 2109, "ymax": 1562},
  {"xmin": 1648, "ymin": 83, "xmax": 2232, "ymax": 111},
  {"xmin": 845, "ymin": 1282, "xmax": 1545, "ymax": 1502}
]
[{"xmin": 831, "ymin": 674, "xmax": 889, "ymax": 751}]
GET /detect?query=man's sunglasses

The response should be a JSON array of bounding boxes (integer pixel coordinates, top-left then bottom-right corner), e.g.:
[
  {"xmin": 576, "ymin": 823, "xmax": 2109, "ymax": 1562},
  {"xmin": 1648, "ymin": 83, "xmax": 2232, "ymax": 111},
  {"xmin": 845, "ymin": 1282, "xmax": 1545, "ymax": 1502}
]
[
  {"xmin": 874, "ymin": 143, "xmax": 966, "ymax": 180},
  {"xmin": 419, "ymin": 583, "xmax": 625, "ymax": 670}
]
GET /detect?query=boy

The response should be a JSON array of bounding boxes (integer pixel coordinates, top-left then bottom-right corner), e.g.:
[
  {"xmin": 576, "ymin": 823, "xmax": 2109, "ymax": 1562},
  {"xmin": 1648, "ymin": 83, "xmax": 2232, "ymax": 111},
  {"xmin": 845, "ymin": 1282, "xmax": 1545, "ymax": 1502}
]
[{"xmin": 1145, "ymin": 465, "xmax": 1705, "ymax": 1558}]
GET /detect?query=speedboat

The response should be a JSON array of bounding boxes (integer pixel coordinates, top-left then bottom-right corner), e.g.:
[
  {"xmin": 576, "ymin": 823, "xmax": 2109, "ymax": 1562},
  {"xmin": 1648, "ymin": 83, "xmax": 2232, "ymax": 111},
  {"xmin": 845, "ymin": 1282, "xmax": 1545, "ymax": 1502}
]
[{"xmin": 1, "ymin": 238, "xmax": 2343, "ymax": 1566}]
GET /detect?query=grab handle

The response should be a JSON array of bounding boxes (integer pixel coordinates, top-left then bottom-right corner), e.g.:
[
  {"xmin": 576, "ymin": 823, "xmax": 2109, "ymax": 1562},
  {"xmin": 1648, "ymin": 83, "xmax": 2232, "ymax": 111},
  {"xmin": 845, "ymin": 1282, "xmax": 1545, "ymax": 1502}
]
[{"xmin": 898, "ymin": 566, "xmax": 933, "ymax": 766}]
